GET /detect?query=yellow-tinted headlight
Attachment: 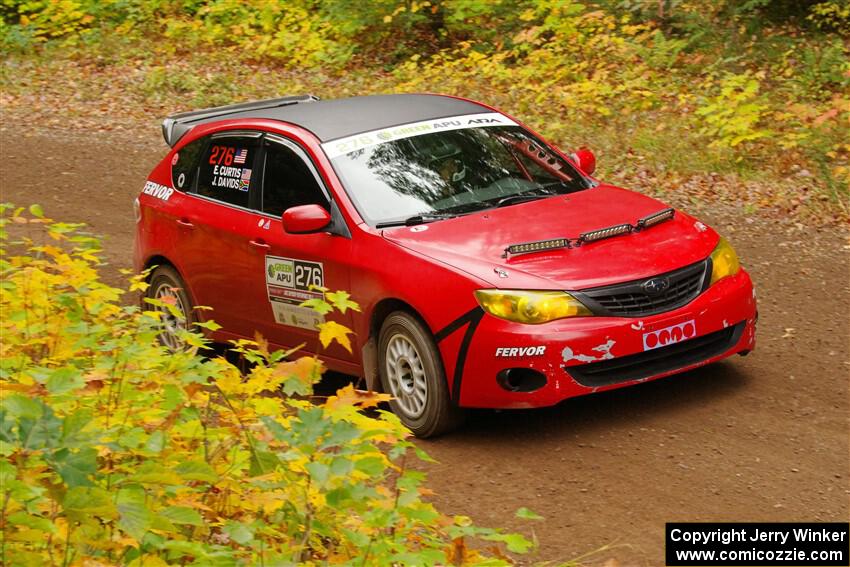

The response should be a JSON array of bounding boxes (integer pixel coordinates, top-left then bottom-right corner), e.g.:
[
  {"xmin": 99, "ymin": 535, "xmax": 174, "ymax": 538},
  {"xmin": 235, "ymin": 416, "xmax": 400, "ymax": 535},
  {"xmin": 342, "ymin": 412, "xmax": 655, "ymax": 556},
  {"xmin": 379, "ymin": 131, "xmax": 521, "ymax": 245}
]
[
  {"xmin": 474, "ymin": 290, "xmax": 592, "ymax": 324},
  {"xmin": 709, "ymin": 237, "xmax": 741, "ymax": 285}
]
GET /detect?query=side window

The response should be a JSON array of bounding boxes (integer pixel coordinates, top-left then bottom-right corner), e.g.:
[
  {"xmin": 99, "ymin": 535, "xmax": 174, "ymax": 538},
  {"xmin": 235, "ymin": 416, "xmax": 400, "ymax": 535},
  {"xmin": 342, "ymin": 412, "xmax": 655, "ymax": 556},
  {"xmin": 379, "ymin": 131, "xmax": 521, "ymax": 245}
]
[
  {"xmin": 196, "ymin": 139, "xmax": 258, "ymax": 208},
  {"xmin": 262, "ymin": 141, "xmax": 329, "ymax": 217},
  {"xmin": 170, "ymin": 138, "xmax": 205, "ymax": 191}
]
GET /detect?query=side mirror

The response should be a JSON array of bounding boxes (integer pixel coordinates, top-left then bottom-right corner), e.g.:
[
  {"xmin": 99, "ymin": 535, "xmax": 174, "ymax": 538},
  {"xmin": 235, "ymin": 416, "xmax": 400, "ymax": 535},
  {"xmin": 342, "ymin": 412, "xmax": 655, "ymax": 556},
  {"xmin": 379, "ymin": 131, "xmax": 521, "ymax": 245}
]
[
  {"xmin": 282, "ymin": 204, "xmax": 331, "ymax": 234},
  {"xmin": 571, "ymin": 147, "xmax": 596, "ymax": 175}
]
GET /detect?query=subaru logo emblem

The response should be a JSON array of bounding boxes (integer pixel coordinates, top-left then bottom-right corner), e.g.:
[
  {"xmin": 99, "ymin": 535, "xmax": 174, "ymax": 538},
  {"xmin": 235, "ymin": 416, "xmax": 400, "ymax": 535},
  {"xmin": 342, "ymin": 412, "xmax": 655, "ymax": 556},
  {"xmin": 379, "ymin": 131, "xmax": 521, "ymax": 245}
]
[{"xmin": 642, "ymin": 277, "xmax": 670, "ymax": 295}]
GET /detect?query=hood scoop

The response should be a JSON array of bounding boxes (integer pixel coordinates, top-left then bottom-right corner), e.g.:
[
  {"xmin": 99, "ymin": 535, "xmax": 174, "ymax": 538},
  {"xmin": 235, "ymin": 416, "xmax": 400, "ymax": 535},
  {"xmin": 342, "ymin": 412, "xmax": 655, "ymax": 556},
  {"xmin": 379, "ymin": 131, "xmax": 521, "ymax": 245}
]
[{"xmin": 504, "ymin": 207, "xmax": 675, "ymax": 258}]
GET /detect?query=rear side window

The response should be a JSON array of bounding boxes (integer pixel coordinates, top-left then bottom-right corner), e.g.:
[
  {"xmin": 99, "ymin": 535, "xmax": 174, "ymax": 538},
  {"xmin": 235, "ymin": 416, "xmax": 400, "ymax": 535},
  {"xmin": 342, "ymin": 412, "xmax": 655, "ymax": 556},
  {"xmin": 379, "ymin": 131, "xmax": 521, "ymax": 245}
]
[
  {"xmin": 171, "ymin": 138, "xmax": 205, "ymax": 191},
  {"xmin": 262, "ymin": 141, "xmax": 329, "ymax": 217},
  {"xmin": 196, "ymin": 140, "xmax": 258, "ymax": 208}
]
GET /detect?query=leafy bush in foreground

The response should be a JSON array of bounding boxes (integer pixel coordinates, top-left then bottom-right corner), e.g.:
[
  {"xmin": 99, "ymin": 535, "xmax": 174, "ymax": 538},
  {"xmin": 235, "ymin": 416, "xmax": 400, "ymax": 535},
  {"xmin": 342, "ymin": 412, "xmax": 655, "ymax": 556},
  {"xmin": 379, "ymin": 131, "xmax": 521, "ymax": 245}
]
[{"xmin": 0, "ymin": 204, "xmax": 537, "ymax": 565}]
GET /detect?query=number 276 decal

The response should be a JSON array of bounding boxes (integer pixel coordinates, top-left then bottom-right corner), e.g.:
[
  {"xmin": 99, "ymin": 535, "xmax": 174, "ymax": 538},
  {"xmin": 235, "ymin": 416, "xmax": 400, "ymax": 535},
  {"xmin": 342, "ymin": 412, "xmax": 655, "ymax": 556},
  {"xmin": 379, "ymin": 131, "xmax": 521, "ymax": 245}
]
[{"xmin": 265, "ymin": 256, "xmax": 324, "ymax": 290}]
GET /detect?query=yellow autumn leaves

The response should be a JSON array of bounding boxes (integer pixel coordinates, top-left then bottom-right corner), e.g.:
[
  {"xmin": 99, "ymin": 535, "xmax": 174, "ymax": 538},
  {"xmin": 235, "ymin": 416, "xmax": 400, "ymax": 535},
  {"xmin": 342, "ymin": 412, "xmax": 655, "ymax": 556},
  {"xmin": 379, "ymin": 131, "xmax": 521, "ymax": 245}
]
[{"xmin": 0, "ymin": 205, "xmax": 535, "ymax": 565}]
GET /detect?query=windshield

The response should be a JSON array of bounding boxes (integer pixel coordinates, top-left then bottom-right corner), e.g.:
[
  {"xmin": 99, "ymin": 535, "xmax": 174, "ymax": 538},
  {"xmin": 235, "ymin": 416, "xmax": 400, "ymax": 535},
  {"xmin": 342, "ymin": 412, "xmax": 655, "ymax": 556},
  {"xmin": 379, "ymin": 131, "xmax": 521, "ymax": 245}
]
[{"xmin": 325, "ymin": 117, "xmax": 593, "ymax": 226}]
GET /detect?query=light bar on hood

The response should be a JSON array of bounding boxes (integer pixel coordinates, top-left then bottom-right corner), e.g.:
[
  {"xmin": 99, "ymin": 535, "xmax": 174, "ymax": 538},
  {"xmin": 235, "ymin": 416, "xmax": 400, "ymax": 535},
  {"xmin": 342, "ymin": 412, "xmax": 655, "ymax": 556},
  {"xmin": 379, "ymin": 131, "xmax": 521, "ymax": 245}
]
[
  {"xmin": 504, "ymin": 237, "xmax": 570, "ymax": 257},
  {"xmin": 503, "ymin": 207, "xmax": 677, "ymax": 257},
  {"xmin": 577, "ymin": 223, "xmax": 633, "ymax": 244},
  {"xmin": 636, "ymin": 207, "xmax": 674, "ymax": 230}
]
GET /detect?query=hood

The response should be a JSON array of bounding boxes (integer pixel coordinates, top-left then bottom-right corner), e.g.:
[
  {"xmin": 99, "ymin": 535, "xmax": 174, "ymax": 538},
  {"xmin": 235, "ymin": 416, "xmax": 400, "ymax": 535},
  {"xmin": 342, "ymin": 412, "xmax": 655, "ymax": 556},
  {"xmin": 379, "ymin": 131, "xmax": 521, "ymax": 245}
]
[{"xmin": 382, "ymin": 185, "xmax": 719, "ymax": 290}]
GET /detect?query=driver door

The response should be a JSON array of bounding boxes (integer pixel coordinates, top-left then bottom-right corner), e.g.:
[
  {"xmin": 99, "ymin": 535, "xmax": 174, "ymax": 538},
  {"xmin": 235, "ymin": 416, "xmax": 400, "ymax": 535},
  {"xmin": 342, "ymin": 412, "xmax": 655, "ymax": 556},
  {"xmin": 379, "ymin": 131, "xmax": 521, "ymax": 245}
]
[{"xmin": 246, "ymin": 134, "xmax": 356, "ymax": 364}]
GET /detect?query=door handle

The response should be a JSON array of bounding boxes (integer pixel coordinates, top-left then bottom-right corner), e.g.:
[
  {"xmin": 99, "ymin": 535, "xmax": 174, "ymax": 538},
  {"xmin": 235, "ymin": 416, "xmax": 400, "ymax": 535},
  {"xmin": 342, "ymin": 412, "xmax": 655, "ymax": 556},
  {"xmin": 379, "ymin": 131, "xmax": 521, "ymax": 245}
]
[
  {"xmin": 249, "ymin": 239, "xmax": 271, "ymax": 249},
  {"xmin": 176, "ymin": 218, "xmax": 194, "ymax": 228}
]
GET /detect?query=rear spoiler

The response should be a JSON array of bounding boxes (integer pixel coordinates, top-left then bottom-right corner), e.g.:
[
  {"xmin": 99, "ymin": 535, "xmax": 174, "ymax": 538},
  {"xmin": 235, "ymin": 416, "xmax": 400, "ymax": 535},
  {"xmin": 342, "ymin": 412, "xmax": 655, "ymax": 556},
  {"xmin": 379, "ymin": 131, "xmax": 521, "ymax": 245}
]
[{"xmin": 161, "ymin": 94, "xmax": 320, "ymax": 147}]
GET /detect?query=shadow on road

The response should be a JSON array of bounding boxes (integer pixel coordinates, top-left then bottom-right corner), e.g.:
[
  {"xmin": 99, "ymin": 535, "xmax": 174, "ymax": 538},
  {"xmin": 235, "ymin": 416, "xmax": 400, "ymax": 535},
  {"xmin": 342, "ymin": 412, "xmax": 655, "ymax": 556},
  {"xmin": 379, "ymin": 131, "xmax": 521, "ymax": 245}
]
[
  {"xmin": 434, "ymin": 360, "xmax": 753, "ymax": 444},
  {"xmin": 315, "ymin": 358, "xmax": 753, "ymax": 444}
]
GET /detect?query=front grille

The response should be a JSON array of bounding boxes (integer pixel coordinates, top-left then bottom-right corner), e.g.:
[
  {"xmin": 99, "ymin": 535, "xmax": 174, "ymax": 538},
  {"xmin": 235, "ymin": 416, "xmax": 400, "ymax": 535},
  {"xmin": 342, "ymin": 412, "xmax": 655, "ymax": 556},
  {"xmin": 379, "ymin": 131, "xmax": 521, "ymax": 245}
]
[
  {"xmin": 575, "ymin": 260, "xmax": 709, "ymax": 317},
  {"xmin": 565, "ymin": 322, "xmax": 744, "ymax": 387}
]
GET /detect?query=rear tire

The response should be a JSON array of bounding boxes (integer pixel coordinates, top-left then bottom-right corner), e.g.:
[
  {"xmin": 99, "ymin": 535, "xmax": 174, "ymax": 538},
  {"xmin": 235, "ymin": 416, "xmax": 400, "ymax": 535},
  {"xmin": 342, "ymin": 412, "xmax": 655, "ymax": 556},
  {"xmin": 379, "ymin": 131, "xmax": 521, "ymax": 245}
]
[
  {"xmin": 378, "ymin": 311, "xmax": 465, "ymax": 438},
  {"xmin": 146, "ymin": 265, "xmax": 195, "ymax": 351}
]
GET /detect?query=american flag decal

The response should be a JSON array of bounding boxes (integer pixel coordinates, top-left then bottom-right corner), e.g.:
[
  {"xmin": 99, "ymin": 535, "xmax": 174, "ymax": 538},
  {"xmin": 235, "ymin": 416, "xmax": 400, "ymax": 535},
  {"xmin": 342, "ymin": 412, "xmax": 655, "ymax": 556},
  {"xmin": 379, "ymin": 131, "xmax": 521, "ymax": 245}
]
[{"xmin": 233, "ymin": 148, "xmax": 248, "ymax": 164}]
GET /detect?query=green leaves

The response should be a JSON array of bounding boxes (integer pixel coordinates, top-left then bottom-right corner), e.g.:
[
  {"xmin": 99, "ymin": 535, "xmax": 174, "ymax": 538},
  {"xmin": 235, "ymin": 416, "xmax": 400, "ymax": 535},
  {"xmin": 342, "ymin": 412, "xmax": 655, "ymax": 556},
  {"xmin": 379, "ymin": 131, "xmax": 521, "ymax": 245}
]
[
  {"xmin": 305, "ymin": 461, "xmax": 331, "ymax": 485},
  {"xmin": 325, "ymin": 290, "xmax": 360, "ymax": 314},
  {"xmin": 1, "ymin": 394, "xmax": 44, "ymax": 420},
  {"xmin": 0, "ymin": 459, "xmax": 16, "ymax": 485},
  {"xmin": 64, "ymin": 486, "xmax": 118, "ymax": 522},
  {"xmin": 193, "ymin": 319, "xmax": 222, "ymax": 331},
  {"xmin": 482, "ymin": 532, "xmax": 535, "ymax": 554},
  {"xmin": 117, "ymin": 491, "xmax": 153, "ymax": 541},
  {"xmin": 7, "ymin": 511, "xmax": 57, "ymax": 534},
  {"xmin": 28, "ymin": 204, "xmax": 44, "ymax": 218},
  {"xmin": 300, "ymin": 297, "xmax": 333, "ymax": 315},
  {"xmin": 515, "ymin": 506, "xmax": 544, "ymax": 520},
  {"xmin": 354, "ymin": 456, "xmax": 386, "ymax": 477},
  {"xmin": 144, "ymin": 430, "xmax": 167, "ymax": 453},
  {"xmin": 61, "ymin": 408, "xmax": 93, "ymax": 445},
  {"xmin": 51, "ymin": 447, "xmax": 97, "ymax": 487},
  {"xmin": 248, "ymin": 450, "xmax": 280, "ymax": 477},
  {"xmin": 173, "ymin": 460, "xmax": 218, "ymax": 483},
  {"xmin": 223, "ymin": 521, "xmax": 255, "ymax": 545},
  {"xmin": 45, "ymin": 367, "xmax": 84, "ymax": 394},
  {"xmin": 128, "ymin": 464, "xmax": 184, "ymax": 486},
  {"xmin": 696, "ymin": 73, "xmax": 772, "ymax": 148},
  {"xmin": 0, "ymin": 207, "xmax": 537, "ymax": 565},
  {"xmin": 160, "ymin": 506, "xmax": 203, "ymax": 526}
]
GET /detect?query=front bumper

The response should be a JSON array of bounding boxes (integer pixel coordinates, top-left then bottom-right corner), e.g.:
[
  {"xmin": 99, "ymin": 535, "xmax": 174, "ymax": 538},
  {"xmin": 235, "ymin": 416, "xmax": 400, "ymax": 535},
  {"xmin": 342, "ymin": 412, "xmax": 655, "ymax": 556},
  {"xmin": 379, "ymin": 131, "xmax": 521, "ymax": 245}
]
[{"xmin": 443, "ymin": 269, "xmax": 757, "ymax": 408}]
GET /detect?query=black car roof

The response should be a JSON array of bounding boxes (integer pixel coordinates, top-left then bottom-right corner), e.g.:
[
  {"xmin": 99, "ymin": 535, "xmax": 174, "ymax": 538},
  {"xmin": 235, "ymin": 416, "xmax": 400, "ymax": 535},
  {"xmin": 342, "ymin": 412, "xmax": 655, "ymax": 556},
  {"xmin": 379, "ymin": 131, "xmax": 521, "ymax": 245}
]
[{"xmin": 161, "ymin": 93, "xmax": 490, "ymax": 147}]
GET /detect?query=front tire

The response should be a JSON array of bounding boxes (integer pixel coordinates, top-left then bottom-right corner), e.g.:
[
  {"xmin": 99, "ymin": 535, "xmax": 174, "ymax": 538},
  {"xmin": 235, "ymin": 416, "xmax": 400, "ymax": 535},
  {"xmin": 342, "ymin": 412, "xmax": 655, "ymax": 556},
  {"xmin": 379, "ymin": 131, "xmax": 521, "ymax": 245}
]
[
  {"xmin": 146, "ymin": 265, "xmax": 195, "ymax": 350},
  {"xmin": 378, "ymin": 311, "xmax": 464, "ymax": 438}
]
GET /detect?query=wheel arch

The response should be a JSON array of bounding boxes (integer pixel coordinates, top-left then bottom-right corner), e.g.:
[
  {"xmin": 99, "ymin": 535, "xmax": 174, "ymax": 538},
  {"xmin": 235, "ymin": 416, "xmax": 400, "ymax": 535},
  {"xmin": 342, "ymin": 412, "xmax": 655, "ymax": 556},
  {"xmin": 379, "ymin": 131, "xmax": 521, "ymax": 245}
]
[
  {"xmin": 143, "ymin": 254, "xmax": 178, "ymax": 279},
  {"xmin": 369, "ymin": 297, "xmax": 432, "ymax": 340},
  {"xmin": 364, "ymin": 297, "xmax": 436, "ymax": 393},
  {"xmin": 367, "ymin": 299, "xmax": 465, "ymax": 436},
  {"xmin": 140, "ymin": 256, "xmax": 198, "ymax": 316}
]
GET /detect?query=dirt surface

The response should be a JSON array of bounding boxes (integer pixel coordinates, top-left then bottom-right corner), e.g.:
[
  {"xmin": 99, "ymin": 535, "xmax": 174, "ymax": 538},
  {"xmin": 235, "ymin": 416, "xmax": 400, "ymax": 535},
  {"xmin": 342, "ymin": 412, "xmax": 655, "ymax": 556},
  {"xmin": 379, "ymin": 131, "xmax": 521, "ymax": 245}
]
[{"xmin": 1, "ymin": 125, "xmax": 848, "ymax": 565}]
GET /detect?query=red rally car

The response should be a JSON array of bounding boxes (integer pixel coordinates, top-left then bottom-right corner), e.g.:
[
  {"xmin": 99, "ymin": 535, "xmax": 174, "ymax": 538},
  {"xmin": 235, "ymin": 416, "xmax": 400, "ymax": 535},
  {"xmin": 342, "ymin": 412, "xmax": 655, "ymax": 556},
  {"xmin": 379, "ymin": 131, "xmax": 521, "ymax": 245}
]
[{"xmin": 134, "ymin": 93, "xmax": 757, "ymax": 437}]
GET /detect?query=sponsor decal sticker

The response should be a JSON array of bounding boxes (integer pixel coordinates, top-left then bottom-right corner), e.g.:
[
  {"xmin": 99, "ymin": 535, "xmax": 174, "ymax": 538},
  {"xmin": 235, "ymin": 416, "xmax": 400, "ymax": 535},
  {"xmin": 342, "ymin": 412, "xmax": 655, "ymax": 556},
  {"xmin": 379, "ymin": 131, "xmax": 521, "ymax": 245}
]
[
  {"xmin": 211, "ymin": 164, "xmax": 251, "ymax": 191},
  {"xmin": 171, "ymin": 152, "xmax": 179, "ymax": 166},
  {"xmin": 208, "ymin": 145, "xmax": 252, "ymax": 191},
  {"xmin": 562, "ymin": 340, "xmax": 616, "ymax": 363},
  {"xmin": 322, "ymin": 112, "xmax": 519, "ymax": 158},
  {"xmin": 271, "ymin": 302, "xmax": 323, "ymax": 331},
  {"xmin": 142, "ymin": 180, "xmax": 174, "ymax": 201},
  {"xmin": 496, "ymin": 346, "xmax": 546, "ymax": 357},
  {"xmin": 208, "ymin": 145, "xmax": 235, "ymax": 165},
  {"xmin": 265, "ymin": 256, "xmax": 325, "ymax": 330},
  {"xmin": 643, "ymin": 320, "xmax": 696, "ymax": 351}
]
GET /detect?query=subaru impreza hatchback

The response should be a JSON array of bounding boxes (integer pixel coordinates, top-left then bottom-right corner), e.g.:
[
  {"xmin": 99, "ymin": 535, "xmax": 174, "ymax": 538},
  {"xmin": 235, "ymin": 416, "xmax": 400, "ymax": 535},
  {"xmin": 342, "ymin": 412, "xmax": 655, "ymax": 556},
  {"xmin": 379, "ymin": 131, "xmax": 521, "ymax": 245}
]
[{"xmin": 134, "ymin": 93, "xmax": 757, "ymax": 437}]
